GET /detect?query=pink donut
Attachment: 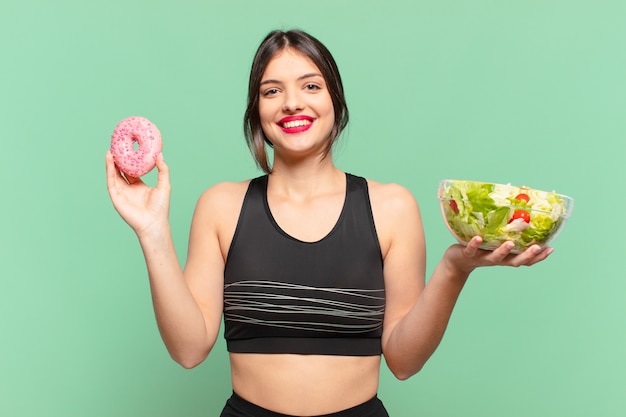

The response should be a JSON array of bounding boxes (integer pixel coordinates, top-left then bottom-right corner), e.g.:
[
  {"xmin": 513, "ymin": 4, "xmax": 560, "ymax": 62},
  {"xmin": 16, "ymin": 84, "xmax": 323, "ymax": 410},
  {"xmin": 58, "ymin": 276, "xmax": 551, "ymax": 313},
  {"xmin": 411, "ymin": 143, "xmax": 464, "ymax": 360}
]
[{"xmin": 110, "ymin": 116, "xmax": 162, "ymax": 177}]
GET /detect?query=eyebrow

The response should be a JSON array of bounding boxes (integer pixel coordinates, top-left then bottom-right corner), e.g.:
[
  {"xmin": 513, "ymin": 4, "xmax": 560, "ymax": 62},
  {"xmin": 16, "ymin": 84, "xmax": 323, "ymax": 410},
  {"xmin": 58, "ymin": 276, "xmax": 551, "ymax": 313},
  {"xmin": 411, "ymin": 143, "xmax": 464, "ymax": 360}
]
[{"xmin": 260, "ymin": 72, "xmax": 323, "ymax": 86}]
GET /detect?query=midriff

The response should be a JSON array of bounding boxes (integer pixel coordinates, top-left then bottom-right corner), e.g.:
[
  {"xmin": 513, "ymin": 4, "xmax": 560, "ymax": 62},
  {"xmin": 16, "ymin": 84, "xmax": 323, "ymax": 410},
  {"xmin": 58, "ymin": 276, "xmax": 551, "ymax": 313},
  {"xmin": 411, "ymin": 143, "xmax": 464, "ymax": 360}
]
[{"xmin": 229, "ymin": 353, "xmax": 381, "ymax": 416}]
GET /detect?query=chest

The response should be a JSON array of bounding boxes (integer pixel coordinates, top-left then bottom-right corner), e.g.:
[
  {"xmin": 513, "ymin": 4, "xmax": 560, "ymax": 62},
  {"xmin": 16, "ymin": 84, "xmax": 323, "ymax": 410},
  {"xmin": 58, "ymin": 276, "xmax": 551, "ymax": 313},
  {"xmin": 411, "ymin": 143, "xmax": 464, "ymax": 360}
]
[
  {"xmin": 222, "ymin": 175, "xmax": 386, "ymax": 350},
  {"xmin": 266, "ymin": 192, "xmax": 345, "ymax": 243}
]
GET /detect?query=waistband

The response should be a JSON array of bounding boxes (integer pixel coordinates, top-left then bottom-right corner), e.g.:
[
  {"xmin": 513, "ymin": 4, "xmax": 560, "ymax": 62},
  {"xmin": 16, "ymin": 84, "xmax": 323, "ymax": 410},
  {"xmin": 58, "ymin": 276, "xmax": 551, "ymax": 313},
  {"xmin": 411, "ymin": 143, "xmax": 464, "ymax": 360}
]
[
  {"xmin": 226, "ymin": 337, "xmax": 382, "ymax": 356},
  {"xmin": 224, "ymin": 391, "xmax": 387, "ymax": 417}
]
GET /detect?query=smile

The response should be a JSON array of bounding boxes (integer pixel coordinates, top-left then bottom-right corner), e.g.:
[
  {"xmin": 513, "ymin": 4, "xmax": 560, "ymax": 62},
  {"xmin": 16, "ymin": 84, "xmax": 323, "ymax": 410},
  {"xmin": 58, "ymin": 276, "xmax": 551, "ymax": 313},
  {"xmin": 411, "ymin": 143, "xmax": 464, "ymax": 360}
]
[
  {"xmin": 282, "ymin": 119, "xmax": 312, "ymax": 128},
  {"xmin": 278, "ymin": 116, "xmax": 314, "ymax": 133}
]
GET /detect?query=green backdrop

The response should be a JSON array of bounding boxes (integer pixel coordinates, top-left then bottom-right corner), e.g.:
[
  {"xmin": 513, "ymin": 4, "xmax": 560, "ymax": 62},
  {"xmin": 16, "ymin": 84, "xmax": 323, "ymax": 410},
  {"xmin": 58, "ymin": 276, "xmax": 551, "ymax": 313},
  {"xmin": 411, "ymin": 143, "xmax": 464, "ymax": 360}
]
[{"xmin": 2, "ymin": 1, "xmax": 625, "ymax": 416}]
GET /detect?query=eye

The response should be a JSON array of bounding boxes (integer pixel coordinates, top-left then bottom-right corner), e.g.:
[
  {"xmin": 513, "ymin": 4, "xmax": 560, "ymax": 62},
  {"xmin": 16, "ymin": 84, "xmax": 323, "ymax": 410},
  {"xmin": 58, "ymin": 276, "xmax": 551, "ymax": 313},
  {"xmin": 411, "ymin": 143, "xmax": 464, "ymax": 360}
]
[
  {"xmin": 261, "ymin": 87, "xmax": 280, "ymax": 97},
  {"xmin": 305, "ymin": 83, "xmax": 321, "ymax": 91}
]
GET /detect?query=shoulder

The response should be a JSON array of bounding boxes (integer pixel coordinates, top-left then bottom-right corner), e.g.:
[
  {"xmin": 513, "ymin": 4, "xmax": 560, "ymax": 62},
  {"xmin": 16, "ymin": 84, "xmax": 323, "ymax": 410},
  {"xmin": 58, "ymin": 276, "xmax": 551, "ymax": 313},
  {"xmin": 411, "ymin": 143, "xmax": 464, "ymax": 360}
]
[
  {"xmin": 192, "ymin": 179, "xmax": 253, "ymax": 230},
  {"xmin": 197, "ymin": 179, "xmax": 252, "ymax": 210},
  {"xmin": 190, "ymin": 178, "xmax": 255, "ymax": 259},
  {"xmin": 365, "ymin": 178, "xmax": 420, "ymax": 216},
  {"xmin": 363, "ymin": 178, "xmax": 424, "ymax": 256}
]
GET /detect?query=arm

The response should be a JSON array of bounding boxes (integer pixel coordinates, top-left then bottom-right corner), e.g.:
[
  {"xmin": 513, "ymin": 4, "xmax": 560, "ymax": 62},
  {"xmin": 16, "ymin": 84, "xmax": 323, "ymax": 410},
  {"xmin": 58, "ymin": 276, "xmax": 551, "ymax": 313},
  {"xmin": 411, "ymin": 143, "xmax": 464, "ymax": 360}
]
[
  {"xmin": 105, "ymin": 151, "xmax": 228, "ymax": 368},
  {"xmin": 371, "ymin": 182, "xmax": 552, "ymax": 380}
]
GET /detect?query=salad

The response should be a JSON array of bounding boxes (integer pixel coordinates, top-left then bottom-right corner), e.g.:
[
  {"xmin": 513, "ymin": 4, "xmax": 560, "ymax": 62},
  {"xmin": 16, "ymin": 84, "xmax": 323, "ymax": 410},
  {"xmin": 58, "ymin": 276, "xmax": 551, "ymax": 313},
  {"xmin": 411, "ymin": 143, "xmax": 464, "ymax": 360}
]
[{"xmin": 439, "ymin": 180, "xmax": 572, "ymax": 252}]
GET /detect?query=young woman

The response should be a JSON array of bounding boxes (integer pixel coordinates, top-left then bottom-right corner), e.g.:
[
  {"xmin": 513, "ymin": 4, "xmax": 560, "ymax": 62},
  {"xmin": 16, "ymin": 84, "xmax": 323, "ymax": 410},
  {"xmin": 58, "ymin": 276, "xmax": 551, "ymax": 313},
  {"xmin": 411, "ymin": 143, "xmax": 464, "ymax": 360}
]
[{"xmin": 105, "ymin": 29, "xmax": 552, "ymax": 417}]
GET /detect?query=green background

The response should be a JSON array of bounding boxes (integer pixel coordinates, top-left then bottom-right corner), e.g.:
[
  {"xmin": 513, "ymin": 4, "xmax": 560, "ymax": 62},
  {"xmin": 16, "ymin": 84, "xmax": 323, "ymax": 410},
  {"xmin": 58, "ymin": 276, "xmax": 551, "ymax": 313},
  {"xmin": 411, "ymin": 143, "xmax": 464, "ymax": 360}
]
[{"xmin": 2, "ymin": 0, "xmax": 625, "ymax": 416}]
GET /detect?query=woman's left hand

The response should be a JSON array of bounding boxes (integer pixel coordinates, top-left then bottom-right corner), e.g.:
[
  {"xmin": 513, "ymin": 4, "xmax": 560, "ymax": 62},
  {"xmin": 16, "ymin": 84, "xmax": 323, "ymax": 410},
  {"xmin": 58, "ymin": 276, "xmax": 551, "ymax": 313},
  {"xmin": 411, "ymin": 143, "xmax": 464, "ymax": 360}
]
[{"xmin": 443, "ymin": 236, "xmax": 553, "ymax": 276}]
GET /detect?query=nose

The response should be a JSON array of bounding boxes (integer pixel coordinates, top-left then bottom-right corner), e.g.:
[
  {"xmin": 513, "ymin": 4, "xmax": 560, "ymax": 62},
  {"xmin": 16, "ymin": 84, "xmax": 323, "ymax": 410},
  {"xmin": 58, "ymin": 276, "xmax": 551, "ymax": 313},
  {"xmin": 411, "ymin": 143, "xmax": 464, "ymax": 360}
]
[{"xmin": 282, "ymin": 89, "xmax": 304, "ymax": 113}]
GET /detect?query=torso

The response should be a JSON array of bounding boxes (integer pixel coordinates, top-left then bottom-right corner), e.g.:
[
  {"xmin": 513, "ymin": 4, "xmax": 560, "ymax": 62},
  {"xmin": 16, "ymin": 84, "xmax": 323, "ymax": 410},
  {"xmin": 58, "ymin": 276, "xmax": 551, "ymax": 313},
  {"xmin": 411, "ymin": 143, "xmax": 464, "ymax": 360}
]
[
  {"xmin": 213, "ymin": 171, "xmax": 393, "ymax": 415},
  {"xmin": 229, "ymin": 353, "xmax": 381, "ymax": 415}
]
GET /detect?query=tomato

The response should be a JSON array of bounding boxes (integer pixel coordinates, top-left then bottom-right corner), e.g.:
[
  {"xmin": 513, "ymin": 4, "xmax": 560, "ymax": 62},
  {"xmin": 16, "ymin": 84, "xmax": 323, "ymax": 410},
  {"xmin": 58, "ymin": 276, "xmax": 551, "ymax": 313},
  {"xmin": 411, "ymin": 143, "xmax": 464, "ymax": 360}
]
[
  {"xmin": 449, "ymin": 200, "xmax": 459, "ymax": 214},
  {"xmin": 515, "ymin": 193, "xmax": 530, "ymax": 203},
  {"xmin": 509, "ymin": 209, "xmax": 531, "ymax": 223}
]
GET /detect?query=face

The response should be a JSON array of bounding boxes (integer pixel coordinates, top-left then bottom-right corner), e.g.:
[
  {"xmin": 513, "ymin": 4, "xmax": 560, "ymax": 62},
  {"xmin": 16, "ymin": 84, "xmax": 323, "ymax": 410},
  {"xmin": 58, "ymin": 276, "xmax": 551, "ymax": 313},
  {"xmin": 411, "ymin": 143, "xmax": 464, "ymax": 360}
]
[{"xmin": 258, "ymin": 48, "xmax": 335, "ymax": 159}]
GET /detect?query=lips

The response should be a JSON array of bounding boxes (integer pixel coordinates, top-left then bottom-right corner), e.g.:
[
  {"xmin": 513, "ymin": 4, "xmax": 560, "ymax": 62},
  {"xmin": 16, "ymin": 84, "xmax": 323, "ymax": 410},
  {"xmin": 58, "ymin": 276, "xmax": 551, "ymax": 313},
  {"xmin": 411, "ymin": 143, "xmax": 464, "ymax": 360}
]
[{"xmin": 278, "ymin": 116, "xmax": 314, "ymax": 133}]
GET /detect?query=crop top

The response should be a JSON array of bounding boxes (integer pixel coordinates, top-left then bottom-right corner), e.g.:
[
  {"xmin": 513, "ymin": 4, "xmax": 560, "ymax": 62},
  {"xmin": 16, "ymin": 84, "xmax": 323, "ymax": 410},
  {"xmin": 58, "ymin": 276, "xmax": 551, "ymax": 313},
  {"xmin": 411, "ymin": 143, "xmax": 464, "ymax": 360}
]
[{"xmin": 223, "ymin": 173, "xmax": 385, "ymax": 356}]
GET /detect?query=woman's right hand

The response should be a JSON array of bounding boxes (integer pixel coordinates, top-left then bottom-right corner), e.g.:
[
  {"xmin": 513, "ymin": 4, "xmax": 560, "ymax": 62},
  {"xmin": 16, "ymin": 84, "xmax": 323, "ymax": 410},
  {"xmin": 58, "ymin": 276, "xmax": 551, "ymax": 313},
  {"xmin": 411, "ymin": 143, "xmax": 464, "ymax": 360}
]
[{"xmin": 105, "ymin": 150, "xmax": 171, "ymax": 236}]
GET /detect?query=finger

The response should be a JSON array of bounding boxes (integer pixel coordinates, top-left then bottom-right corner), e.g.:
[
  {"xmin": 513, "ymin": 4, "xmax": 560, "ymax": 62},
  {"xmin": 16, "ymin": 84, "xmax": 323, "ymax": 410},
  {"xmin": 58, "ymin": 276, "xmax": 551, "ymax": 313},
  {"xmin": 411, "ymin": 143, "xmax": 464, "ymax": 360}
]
[
  {"xmin": 462, "ymin": 236, "xmax": 482, "ymax": 257},
  {"xmin": 511, "ymin": 245, "xmax": 548, "ymax": 267},
  {"xmin": 155, "ymin": 153, "xmax": 171, "ymax": 191},
  {"xmin": 125, "ymin": 173, "xmax": 143, "ymax": 185},
  {"xmin": 524, "ymin": 247, "xmax": 554, "ymax": 266},
  {"xmin": 105, "ymin": 150, "xmax": 127, "ymax": 188},
  {"xmin": 490, "ymin": 241, "xmax": 515, "ymax": 261}
]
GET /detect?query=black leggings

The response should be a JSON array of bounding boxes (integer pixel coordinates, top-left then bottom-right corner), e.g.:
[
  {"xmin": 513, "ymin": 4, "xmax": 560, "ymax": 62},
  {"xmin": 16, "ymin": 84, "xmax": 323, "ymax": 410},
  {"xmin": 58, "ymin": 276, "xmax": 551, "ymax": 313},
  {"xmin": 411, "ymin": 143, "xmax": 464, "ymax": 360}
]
[{"xmin": 219, "ymin": 392, "xmax": 390, "ymax": 417}]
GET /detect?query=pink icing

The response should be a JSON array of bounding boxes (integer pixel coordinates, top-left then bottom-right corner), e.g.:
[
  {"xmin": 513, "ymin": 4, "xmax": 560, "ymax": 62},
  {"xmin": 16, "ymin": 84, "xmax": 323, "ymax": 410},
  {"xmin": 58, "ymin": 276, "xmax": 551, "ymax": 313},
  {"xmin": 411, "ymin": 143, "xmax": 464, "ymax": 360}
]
[{"xmin": 110, "ymin": 116, "xmax": 162, "ymax": 177}]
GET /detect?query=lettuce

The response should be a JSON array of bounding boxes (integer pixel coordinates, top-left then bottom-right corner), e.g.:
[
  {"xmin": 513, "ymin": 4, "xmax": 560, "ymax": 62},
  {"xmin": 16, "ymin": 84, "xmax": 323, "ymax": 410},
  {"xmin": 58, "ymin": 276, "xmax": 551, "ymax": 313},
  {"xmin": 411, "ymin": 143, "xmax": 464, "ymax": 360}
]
[{"xmin": 440, "ymin": 180, "xmax": 570, "ymax": 252}]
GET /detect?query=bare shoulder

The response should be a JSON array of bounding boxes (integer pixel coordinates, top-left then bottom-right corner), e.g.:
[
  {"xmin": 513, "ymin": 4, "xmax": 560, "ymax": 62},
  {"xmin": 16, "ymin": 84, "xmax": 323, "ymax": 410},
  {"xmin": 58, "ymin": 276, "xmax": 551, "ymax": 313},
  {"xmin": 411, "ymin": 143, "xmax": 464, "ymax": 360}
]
[
  {"xmin": 196, "ymin": 179, "xmax": 251, "ymax": 214},
  {"xmin": 365, "ymin": 179, "xmax": 423, "ymax": 257},
  {"xmin": 190, "ymin": 179, "xmax": 252, "ymax": 260},
  {"xmin": 366, "ymin": 179, "xmax": 420, "ymax": 217}
]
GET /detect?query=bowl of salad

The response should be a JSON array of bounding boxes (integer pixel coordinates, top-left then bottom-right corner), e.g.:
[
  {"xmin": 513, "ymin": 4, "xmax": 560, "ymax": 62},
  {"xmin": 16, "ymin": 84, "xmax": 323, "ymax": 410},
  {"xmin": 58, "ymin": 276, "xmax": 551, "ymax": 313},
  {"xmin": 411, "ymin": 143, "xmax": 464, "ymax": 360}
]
[{"xmin": 438, "ymin": 180, "xmax": 574, "ymax": 253}]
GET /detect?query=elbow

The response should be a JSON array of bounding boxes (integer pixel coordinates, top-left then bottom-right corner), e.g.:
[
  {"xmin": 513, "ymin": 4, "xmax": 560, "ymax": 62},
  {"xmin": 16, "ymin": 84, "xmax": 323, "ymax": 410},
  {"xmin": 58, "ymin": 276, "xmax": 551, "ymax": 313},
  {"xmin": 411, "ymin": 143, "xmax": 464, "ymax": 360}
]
[
  {"xmin": 383, "ymin": 342, "xmax": 435, "ymax": 380},
  {"xmin": 390, "ymin": 365, "xmax": 423, "ymax": 381},
  {"xmin": 177, "ymin": 357, "xmax": 204, "ymax": 369},
  {"xmin": 393, "ymin": 371, "xmax": 413, "ymax": 381},
  {"xmin": 170, "ymin": 348, "xmax": 210, "ymax": 369},
  {"xmin": 164, "ymin": 337, "xmax": 215, "ymax": 369},
  {"xmin": 385, "ymin": 355, "xmax": 425, "ymax": 381}
]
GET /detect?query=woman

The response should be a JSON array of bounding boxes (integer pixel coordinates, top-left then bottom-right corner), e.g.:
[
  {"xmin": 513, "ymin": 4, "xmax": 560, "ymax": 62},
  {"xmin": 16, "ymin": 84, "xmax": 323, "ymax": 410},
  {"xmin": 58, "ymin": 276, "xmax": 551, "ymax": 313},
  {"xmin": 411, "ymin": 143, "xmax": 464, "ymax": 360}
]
[{"xmin": 105, "ymin": 29, "xmax": 552, "ymax": 417}]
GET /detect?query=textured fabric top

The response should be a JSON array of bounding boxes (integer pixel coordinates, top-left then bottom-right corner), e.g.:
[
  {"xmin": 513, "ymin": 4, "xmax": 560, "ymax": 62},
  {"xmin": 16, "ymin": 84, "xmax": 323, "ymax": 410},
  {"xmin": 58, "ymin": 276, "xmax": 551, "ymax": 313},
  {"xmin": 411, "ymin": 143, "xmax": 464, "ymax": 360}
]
[{"xmin": 223, "ymin": 174, "xmax": 385, "ymax": 356}]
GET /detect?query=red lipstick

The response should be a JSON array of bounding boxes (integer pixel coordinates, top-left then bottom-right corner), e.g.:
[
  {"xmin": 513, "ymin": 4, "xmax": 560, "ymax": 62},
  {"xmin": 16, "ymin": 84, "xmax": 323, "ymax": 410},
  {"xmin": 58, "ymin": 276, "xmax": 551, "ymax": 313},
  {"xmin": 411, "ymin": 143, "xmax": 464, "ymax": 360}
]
[{"xmin": 278, "ymin": 116, "xmax": 314, "ymax": 134}]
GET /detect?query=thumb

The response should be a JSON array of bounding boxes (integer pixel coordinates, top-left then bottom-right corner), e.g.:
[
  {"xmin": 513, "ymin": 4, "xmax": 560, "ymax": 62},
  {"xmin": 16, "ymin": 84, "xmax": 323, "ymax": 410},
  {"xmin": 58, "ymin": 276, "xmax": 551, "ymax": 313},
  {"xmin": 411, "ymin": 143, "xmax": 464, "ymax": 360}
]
[{"xmin": 155, "ymin": 153, "xmax": 171, "ymax": 191}]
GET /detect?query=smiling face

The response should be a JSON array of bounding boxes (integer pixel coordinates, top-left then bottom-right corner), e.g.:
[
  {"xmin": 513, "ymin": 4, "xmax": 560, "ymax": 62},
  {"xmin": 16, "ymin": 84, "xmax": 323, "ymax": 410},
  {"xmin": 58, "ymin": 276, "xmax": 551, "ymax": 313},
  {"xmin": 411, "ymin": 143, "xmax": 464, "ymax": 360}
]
[{"xmin": 258, "ymin": 48, "xmax": 335, "ymax": 161}]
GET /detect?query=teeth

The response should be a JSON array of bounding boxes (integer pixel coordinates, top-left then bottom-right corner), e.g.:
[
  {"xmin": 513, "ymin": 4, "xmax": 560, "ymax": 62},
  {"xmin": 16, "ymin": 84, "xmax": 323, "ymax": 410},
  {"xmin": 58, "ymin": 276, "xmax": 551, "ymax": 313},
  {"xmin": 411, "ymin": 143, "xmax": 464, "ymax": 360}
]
[{"xmin": 282, "ymin": 119, "xmax": 311, "ymax": 128}]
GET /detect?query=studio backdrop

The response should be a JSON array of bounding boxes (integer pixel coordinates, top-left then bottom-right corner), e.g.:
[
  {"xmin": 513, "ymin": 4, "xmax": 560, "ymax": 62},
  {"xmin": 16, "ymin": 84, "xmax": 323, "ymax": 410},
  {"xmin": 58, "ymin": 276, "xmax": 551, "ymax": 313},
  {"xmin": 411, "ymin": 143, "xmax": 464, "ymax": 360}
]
[{"xmin": 1, "ymin": 1, "xmax": 625, "ymax": 416}]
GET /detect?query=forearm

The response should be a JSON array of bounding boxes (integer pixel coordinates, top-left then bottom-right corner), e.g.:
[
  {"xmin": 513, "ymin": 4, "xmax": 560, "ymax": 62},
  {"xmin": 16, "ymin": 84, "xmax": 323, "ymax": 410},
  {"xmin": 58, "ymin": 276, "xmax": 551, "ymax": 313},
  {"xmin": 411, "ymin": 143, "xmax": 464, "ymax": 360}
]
[
  {"xmin": 384, "ymin": 259, "xmax": 469, "ymax": 380},
  {"xmin": 137, "ymin": 222, "xmax": 212, "ymax": 368}
]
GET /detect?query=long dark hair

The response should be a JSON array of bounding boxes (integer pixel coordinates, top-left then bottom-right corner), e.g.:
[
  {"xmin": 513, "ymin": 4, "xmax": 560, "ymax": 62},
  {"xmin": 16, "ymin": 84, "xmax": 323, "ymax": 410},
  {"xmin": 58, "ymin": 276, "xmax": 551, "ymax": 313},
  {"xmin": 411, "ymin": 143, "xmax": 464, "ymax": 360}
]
[{"xmin": 243, "ymin": 29, "xmax": 349, "ymax": 173}]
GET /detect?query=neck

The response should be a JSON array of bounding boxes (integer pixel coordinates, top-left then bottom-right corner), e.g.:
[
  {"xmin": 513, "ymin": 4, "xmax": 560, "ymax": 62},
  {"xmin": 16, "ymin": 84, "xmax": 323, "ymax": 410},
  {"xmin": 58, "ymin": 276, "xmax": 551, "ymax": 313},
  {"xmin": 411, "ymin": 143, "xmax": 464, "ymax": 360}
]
[{"xmin": 268, "ymin": 154, "xmax": 344, "ymax": 199}]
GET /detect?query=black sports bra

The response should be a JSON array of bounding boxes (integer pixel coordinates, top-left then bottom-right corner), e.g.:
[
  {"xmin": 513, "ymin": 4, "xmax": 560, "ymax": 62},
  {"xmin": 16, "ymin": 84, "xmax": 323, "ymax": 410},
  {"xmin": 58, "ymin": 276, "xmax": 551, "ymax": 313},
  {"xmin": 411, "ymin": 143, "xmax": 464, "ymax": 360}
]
[{"xmin": 223, "ymin": 174, "xmax": 385, "ymax": 356}]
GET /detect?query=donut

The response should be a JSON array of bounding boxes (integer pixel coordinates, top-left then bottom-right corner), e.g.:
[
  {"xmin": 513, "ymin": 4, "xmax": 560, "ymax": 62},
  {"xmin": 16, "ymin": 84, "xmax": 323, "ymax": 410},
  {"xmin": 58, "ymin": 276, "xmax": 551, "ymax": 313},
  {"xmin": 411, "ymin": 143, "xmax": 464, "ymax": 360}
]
[{"xmin": 110, "ymin": 116, "xmax": 162, "ymax": 177}]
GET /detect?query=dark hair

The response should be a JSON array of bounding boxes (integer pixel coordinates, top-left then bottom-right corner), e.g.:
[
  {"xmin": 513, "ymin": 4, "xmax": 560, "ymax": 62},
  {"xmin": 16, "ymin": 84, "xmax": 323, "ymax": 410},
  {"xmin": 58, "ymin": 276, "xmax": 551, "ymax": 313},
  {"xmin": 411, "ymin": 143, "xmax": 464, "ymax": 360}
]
[{"xmin": 243, "ymin": 29, "xmax": 349, "ymax": 173}]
